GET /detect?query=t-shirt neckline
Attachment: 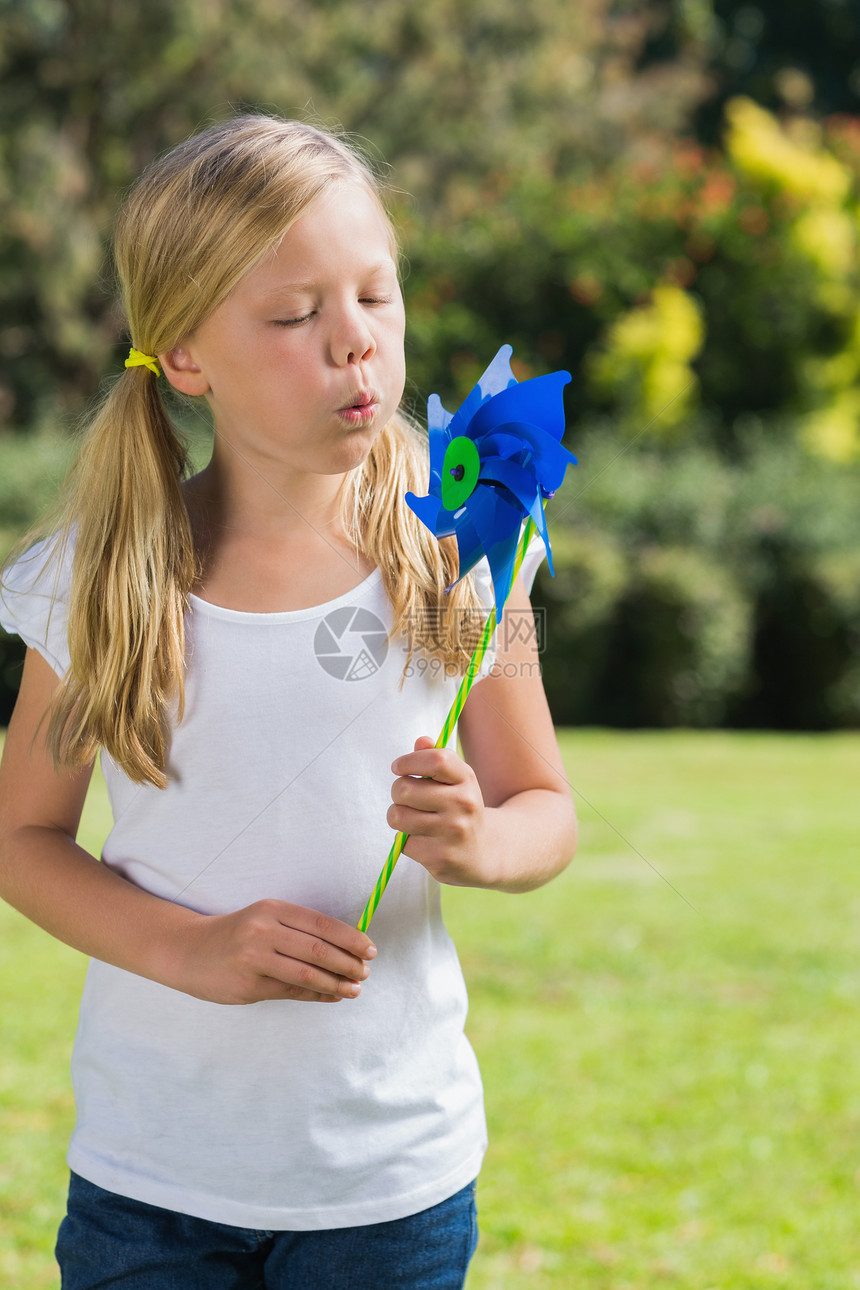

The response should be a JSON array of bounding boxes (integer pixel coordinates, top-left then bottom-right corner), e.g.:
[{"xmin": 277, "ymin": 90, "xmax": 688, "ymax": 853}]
[{"xmin": 187, "ymin": 567, "xmax": 383, "ymax": 623}]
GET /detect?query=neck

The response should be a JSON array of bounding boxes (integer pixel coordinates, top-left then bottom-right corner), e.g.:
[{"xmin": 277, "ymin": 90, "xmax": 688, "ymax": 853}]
[
  {"xmin": 189, "ymin": 442, "xmax": 349, "ymax": 541},
  {"xmin": 182, "ymin": 433, "xmax": 377, "ymax": 612}
]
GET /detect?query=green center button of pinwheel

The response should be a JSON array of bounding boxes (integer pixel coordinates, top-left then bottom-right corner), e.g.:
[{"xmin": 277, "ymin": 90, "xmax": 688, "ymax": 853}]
[{"xmin": 441, "ymin": 436, "xmax": 481, "ymax": 510}]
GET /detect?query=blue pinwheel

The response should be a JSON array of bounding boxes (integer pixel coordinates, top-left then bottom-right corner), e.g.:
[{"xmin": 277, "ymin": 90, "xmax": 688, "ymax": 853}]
[
  {"xmin": 359, "ymin": 345, "xmax": 576, "ymax": 933},
  {"xmin": 405, "ymin": 344, "xmax": 576, "ymax": 615}
]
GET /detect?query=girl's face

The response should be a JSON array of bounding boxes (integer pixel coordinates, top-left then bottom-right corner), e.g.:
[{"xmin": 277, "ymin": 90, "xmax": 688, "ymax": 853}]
[{"xmin": 169, "ymin": 182, "xmax": 406, "ymax": 483}]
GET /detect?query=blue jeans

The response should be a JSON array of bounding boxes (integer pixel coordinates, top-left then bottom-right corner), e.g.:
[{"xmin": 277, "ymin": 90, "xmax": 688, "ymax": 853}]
[{"xmin": 56, "ymin": 1171, "xmax": 478, "ymax": 1289}]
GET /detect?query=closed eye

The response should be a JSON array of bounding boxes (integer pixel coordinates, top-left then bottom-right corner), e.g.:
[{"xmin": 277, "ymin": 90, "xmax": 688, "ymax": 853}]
[
  {"xmin": 273, "ymin": 294, "xmax": 395, "ymax": 327},
  {"xmin": 273, "ymin": 312, "xmax": 315, "ymax": 328}
]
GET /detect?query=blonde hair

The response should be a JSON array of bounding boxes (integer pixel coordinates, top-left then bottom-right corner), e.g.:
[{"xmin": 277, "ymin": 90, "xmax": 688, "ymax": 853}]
[{"xmin": 7, "ymin": 115, "xmax": 484, "ymax": 787}]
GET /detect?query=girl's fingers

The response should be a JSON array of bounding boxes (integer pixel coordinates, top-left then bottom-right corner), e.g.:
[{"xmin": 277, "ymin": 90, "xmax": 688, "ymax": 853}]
[
  {"xmin": 388, "ymin": 803, "xmax": 445, "ymax": 837},
  {"xmin": 390, "ymin": 746, "xmax": 465, "ymax": 784},
  {"xmin": 271, "ymin": 930, "xmax": 372, "ymax": 987},
  {"xmin": 390, "ymin": 776, "xmax": 447, "ymax": 813},
  {"xmin": 388, "ymin": 801, "xmax": 479, "ymax": 840},
  {"xmin": 390, "ymin": 771, "xmax": 478, "ymax": 817},
  {"xmin": 272, "ymin": 901, "xmax": 376, "ymax": 962},
  {"xmin": 252, "ymin": 976, "xmax": 350, "ymax": 1004},
  {"xmin": 269, "ymin": 952, "xmax": 366, "ymax": 998},
  {"xmin": 263, "ymin": 914, "xmax": 374, "ymax": 993},
  {"xmin": 278, "ymin": 930, "xmax": 371, "ymax": 980}
]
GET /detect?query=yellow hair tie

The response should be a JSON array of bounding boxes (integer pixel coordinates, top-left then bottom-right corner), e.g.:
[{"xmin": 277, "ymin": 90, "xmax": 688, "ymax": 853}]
[{"xmin": 125, "ymin": 347, "xmax": 161, "ymax": 377}]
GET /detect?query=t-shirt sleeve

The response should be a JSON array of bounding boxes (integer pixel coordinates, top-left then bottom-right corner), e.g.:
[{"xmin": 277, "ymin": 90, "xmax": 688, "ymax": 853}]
[
  {"xmin": 0, "ymin": 535, "xmax": 73, "ymax": 678},
  {"xmin": 470, "ymin": 530, "xmax": 546, "ymax": 611},
  {"xmin": 468, "ymin": 531, "xmax": 547, "ymax": 680},
  {"xmin": 517, "ymin": 530, "xmax": 548, "ymax": 596}
]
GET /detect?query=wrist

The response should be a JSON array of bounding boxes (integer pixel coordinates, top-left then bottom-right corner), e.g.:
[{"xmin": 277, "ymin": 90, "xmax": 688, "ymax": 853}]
[{"xmin": 139, "ymin": 899, "xmax": 209, "ymax": 994}]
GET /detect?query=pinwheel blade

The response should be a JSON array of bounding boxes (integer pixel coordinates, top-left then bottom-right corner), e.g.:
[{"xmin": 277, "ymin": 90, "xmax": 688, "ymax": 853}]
[
  {"xmin": 477, "ymin": 458, "xmax": 555, "ymax": 576},
  {"xmin": 404, "ymin": 492, "xmax": 449, "ymax": 537},
  {"xmin": 455, "ymin": 487, "xmax": 523, "ymax": 612},
  {"xmin": 474, "ymin": 344, "xmax": 517, "ymax": 399},
  {"xmin": 470, "ymin": 370, "xmax": 570, "ymax": 442},
  {"xmin": 479, "ymin": 420, "xmax": 577, "ymax": 493},
  {"xmin": 427, "ymin": 393, "xmax": 454, "ymax": 435},
  {"xmin": 445, "ymin": 346, "xmax": 517, "ymax": 438}
]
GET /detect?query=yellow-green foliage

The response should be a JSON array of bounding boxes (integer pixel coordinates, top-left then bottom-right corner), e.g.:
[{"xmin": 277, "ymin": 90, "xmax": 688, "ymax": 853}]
[
  {"xmin": 578, "ymin": 96, "xmax": 860, "ymax": 461},
  {"xmin": 789, "ymin": 207, "xmax": 856, "ymax": 281},
  {"xmin": 722, "ymin": 99, "xmax": 860, "ymax": 461},
  {"xmin": 725, "ymin": 96, "xmax": 851, "ymax": 204},
  {"xmin": 586, "ymin": 284, "xmax": 704, "ymax": 434}
]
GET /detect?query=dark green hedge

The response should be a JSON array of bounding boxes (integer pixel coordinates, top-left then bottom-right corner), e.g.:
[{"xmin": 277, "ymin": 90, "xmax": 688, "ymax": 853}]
[
  {"xmin": 2, "ymin": 432, "xmax": 858, "ymax": 731},
  {"xmin": 535, "ymin": 431, "xmax": 860, "ymax": 729}
]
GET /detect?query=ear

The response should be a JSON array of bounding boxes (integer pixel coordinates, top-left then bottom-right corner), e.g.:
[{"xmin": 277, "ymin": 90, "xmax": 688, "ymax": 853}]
[{"xmin": 159, "ymin": 344, "xmax": 210, "ymax": 397}]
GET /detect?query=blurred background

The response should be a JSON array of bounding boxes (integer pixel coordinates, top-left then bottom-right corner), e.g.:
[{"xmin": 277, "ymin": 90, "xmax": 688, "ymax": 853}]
[
  {"xmin": 1, "ymin": 0, "xmax": 859, "ymax": 725},
  {"xmin": 3, "ymin": 7, "xmax": 860, "ymax": 1289}
]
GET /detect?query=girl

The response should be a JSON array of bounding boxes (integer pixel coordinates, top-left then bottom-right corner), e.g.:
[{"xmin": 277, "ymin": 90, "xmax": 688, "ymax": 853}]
[{"xmin": 0, "ymin": 115, "xmax": 577, "ymax": 1290}]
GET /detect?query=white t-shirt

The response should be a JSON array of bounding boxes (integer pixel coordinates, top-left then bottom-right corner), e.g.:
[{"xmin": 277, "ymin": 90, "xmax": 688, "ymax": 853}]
[{"xmin": 0, "ymin": 534, "xmax": 544, "ymax": 1230}]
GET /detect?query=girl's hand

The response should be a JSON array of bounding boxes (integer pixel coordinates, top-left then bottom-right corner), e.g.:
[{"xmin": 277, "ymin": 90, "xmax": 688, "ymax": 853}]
[
  {"xmin": 389, "ymin": 736, "xmax": 489, "ymax": 887},
  {"xmin": 174, "ymin": 900, "xmax": 377, "ymax": 1005}
]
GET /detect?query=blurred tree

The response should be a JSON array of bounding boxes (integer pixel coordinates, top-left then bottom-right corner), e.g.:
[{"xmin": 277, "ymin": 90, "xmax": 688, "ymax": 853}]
[
  {"xmin": 640, "ymin": 1, "xmax": 860, "ymax": 139},
  {"xmin": 407, "ymin": 95, "xmax": 860, "ymax": 462},
  {"xmin": 0, "ymin": 0, "xmax": 713, "ymax": 432},
  {"xmin": 3, "ymin": 0, "xmax": 859, "ymax": 729},
  {"xmin": 0, "ymin": 0, "xmax": 238, "ymax": 423}
]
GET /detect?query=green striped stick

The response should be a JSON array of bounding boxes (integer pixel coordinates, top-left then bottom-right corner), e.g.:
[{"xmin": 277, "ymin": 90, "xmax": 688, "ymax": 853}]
[{"xmin": 357, "ymin": 516, "xmax": 538, "ymax": 932}]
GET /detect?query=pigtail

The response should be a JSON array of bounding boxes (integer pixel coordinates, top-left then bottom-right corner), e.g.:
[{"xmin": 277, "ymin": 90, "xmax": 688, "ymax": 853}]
[
  {"xmin": 48, "ymin": 367, "xmax": 195, "ymax": 788},
  {"xmin": 345, "ymin": 412, "xmax": 486, "ymax": 678}
]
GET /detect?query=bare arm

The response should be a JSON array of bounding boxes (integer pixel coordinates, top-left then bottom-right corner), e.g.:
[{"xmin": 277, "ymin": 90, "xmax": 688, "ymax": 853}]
[
  {"xmin": 0, "ymin": 649, "xmax": 376, "ymax": 1003},
  {"xmin": 389, "ymin": 576, "xmax": 578, "ymax": 892}
]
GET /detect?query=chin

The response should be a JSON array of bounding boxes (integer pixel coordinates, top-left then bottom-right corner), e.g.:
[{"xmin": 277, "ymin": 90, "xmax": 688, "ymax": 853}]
[{"xmin": 331, "ymin": 427, "xmax": 381, "ymax": 473}]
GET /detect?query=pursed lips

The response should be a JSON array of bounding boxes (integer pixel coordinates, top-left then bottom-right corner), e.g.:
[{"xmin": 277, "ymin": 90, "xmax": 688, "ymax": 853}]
[
  {"xmin": 339, "ymin": 389, "xmax": 379, "ymax": 411},
  {"xmin": 335, "ymin": 389, "xmax": 381, "ymax": 426}
]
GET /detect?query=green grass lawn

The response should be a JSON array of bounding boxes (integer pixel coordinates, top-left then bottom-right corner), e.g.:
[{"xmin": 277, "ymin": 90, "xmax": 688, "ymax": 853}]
[{"xmin": 1, "ymin": 729, "xmax": 859, "ymax": 1288}]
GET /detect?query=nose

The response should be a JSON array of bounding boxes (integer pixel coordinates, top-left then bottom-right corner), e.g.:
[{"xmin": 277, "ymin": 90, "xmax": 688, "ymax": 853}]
[{"xmin": 331, "ymin": 303, "xmax": 376, "ymax": 366}]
